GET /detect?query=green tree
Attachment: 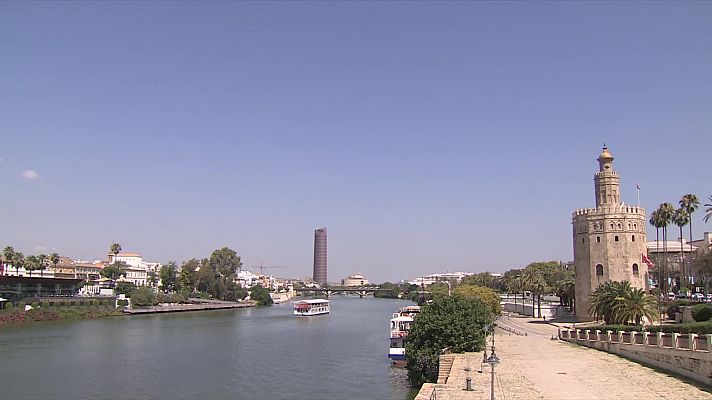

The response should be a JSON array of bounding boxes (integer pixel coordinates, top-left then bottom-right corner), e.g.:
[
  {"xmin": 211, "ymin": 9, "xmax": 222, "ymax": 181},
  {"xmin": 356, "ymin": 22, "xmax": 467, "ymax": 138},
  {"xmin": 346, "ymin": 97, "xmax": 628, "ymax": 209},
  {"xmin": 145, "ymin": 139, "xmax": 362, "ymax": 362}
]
[
  {"xmin": 694, "ymin": 253, "xmax": 712, "ymax": 292},
  {"xmin": 680, "ymin": 194, "xmax": 700, "ymax": 281},
  {"xmin": 159, "ymin": 262, "xmax": 178, "ymax": 293},
  {"xmin": 589, "ymin": 281, "xmax": 638, "ymax": 325},
  {"xmin": 25, "ymin": 255, "xmax": 38, "ymax": 277},
  {"xmin": 673, "ymin": 208, "xmax": 690, "ymax": 288},
  {"xmin": 101, "ymin": 261, "xmax": 127, "ymax": 281},
  {"xmin": 37, "ymin": 253, "xmax": 48, "ymax": 277},
  {"xmin": 649, "ymin": 210, "xmax": 663, "ymax": 291},
  {"xmin": 612, "ymin": 287, "xmax": 659, "ymax": 326},
  {"xmin": 704, "ymin": 195, "xmax": 712, "ymax": 224},
  {"xmin": 147, "ymin": 271, "xmax": 159, "ymax": 289},
  {"xmin": 49, "ymin": 252, "xmax": 60, "ymax": 269},
  {"xmin": 115, "ymin": 281, "xmax": 137, "ymax": 296},
  {"xmin": 374, "ymin": 282, "xmax": 400, "ymax": 299},
  {"xmin": 452, "ymin": 285, "xmax": 501, "ymax": 315},
  {"xmin": 249, "ymin": 284, "xmax": 273, "ymax": 306},
  {"xmin": 405, "ymin": 296, "xmax": 493, "ymax": 386},
  {"xmin": 110, "ymin": 243, "xmax": 122, "ymax": 259},
  {"xmin": 176, "ymin": 260, "xmax": 199, "ymax": 292},
  {"xmin": 209, "ymin": 247, "xmax": 242, "ymax": 300},
  {"xmin": 658, "ymin": 203, "xmax": 676, "ymax": 293},
  {"xmin": 3, "ymin": 246, "xmax": 15, "ymax": 268},
  {"xmin": 131, "ymin": 286, "xmax": 157, "ymax": 307}
]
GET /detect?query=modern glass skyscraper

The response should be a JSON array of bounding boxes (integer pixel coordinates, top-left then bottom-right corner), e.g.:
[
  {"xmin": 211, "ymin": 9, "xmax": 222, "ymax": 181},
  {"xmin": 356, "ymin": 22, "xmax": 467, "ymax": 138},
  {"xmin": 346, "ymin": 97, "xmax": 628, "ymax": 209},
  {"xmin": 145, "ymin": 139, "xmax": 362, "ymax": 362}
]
[{"xmin": 313, "ymin": 227, "xmax": 327, "ymax": 285}]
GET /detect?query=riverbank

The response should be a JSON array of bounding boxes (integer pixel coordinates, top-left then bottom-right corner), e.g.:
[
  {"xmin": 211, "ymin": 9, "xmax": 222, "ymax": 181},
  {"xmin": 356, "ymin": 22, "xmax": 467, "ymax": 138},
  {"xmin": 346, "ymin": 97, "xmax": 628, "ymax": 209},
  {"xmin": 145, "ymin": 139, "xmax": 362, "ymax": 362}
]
[{"xmin": 0, "ymin": 306, "xmax": 123, "ymax": 325}]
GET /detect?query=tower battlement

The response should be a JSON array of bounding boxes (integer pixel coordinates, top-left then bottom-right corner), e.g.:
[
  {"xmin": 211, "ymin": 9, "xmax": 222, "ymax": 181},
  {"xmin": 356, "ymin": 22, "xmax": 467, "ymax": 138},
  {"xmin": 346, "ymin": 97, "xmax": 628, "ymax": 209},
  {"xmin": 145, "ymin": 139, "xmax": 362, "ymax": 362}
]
[{"xmin": 572, "ymin": 205, "xmax": 645, "ymax": 217}]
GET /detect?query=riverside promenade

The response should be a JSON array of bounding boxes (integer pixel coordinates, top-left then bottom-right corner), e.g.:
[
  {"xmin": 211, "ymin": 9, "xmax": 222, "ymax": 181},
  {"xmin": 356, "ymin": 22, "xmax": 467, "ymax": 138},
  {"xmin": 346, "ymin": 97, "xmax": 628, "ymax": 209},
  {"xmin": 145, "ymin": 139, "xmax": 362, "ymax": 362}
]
[
  {"xmin": 123, "ymin": 299, "xmax": 254, "ymax": 314},
  {"xmin": 415, "ymin": 315, "xmax": 712, "ymax": 399}
]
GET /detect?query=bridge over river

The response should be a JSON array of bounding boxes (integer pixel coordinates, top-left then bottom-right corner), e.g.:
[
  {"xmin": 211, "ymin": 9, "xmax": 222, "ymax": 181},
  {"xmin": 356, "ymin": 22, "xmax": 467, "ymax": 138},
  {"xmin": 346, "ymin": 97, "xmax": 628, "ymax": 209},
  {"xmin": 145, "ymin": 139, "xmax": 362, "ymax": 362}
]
[{"xmin": 294, "ymin": 286, "xmax": 391, "ymax": 298}]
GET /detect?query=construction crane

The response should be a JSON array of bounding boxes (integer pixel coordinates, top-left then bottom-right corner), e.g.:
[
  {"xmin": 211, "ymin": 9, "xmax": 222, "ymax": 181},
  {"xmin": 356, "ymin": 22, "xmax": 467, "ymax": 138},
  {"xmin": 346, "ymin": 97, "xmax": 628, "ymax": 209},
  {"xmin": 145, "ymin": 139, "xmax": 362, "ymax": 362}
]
[{"xmin": 248, "ymin": 263, "xmax": 286, "ymax": 276}]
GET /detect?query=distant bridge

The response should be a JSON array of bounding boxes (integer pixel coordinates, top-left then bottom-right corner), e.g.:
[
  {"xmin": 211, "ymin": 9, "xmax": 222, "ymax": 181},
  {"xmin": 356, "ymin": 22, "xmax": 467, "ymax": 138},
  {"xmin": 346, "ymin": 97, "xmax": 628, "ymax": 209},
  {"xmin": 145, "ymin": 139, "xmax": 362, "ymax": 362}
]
[{"xmin": 294, "ymin": 286, "xmax": 391, "ymax": 298}]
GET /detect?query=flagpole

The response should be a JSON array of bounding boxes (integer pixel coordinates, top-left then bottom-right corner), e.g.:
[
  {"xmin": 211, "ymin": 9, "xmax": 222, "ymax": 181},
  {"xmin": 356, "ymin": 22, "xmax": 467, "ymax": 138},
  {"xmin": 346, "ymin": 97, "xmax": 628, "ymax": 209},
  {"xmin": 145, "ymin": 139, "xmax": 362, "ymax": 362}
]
[{"xmin": 636, "ymin": 184, "xmax": 640, "ymax": 206}]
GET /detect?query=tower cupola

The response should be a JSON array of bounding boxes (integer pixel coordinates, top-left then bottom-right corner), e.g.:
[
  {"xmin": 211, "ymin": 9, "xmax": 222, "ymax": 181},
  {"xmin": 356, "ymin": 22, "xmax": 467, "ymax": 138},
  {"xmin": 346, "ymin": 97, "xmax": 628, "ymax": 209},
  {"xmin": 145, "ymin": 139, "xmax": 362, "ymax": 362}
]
[
  {"xmin": 597, "ymin": 145, "xmax": 614, "ymax": 172},
  {"xmin": 594, "ymin": 144, "xmax": 620, "ymax": 207}
]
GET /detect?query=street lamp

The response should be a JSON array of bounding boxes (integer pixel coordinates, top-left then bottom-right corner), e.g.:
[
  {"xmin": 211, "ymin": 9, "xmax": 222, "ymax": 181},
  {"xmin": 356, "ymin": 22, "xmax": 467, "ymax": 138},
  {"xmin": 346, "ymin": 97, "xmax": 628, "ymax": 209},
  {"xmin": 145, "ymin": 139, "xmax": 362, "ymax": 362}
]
[
  {"xmin": 486, "ymin": 327, "xmax": 501, "ymax": 400},
  {"xmin": 478, "ymin": 323, "xmax": 491, "ymax": 373}
]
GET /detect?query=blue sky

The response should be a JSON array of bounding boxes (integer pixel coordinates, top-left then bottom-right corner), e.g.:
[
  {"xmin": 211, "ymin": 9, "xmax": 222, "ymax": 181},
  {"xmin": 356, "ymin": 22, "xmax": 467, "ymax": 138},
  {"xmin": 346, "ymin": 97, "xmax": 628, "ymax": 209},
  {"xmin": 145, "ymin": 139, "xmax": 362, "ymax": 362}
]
[{"xmin": 1, "ymin": 2, "xmax": 711, "ymax": 283}]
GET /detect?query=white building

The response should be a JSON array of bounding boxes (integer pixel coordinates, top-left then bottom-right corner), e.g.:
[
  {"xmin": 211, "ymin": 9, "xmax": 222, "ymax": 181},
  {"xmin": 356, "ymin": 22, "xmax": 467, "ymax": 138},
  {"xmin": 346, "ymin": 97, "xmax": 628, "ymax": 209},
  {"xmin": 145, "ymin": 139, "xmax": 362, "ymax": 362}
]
[
  {"xmin": 109, "ymin": 252, "xmax": 161, "ymax": 287},
  {"xmin": 407, "ymin": 272, "xmax": 473, "ymax": 286},
  {"xmin": 342, "ymin": 273, "xmax": 369, "ymax": 287}
]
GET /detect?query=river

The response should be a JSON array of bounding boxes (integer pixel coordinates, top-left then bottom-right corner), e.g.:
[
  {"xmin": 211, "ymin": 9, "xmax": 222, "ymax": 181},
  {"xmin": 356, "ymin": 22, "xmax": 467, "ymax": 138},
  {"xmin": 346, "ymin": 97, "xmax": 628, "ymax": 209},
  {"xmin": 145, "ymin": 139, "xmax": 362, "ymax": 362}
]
[{"xmin": 0, "ymin": 296, "xmax": 419, "ymax": 400}]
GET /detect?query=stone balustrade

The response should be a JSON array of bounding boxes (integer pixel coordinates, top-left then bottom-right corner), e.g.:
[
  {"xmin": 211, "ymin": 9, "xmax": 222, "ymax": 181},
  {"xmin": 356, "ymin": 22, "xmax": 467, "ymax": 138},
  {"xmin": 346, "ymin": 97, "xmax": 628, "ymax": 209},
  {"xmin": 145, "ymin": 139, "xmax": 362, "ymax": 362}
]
[{"xmin": 560, "ymin": 328, "xmax": 712, "ymax": 386}]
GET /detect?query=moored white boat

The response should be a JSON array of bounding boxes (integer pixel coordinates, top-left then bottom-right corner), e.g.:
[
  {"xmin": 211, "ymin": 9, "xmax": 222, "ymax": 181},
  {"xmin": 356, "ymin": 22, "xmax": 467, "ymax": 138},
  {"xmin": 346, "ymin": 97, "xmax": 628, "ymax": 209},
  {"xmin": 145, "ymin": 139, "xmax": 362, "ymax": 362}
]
[
  {"xmin": 293, "ymin": 299, "xmax": 330, "ymax": 316},
  {"xmin": 388, "ymin": 305, "xmax": 420, "ymax": 364}
]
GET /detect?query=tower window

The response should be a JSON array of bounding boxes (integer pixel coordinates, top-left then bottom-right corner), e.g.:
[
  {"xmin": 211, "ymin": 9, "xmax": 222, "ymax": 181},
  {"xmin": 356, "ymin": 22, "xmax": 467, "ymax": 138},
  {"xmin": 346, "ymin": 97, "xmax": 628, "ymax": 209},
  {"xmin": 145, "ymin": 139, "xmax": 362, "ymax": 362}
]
[
  {"xmin": 582, "ymin": 238, "xmax": 585, "ymax": 244},
  {"xmin": 596, "ymin": 264, "xmax": 604, "ymax": 276},
  {"xmin": 632, "ymin": 235, "xmax": 635, "ymax": 242},
  {"xmin": 615, "ymin": 236, "xmax": 619, "ymax": 242},
  {"xmin": 596, "ymin": 236, "xmax": 601, "ymax": 243},
  {"xmin": 632, "ymin": 263, "xmax": 639, "ymax": 275}
]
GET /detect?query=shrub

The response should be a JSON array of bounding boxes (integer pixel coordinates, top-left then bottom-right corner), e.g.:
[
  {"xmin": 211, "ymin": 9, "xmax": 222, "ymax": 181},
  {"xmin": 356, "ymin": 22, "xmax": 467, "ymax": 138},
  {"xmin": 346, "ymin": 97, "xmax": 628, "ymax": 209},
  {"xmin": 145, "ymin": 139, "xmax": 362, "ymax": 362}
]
[
  {"xmin": 31, "ymin": 302, "xmax": 39, "ymax": 308},
  {"xmin": 691, "ymin": 304, "xmax": 712, "ymax": 322},
  {"xmin": 17, "ymin": 302, "xmax": 25, "ymax": 309},
  {"xmin": 599, "ymin": 324, "xmax": 643, "ymax": 332},
  {"xmin": 648, "ymin": 321, "xmax": 712, "ymax": 334},
  {"xmin": 117, "ymin": 299, "xmax": 129, "ymax": 307},
  {"xmin": 40, "ymin": 302, "xmax": 49, "ymax": 308}
]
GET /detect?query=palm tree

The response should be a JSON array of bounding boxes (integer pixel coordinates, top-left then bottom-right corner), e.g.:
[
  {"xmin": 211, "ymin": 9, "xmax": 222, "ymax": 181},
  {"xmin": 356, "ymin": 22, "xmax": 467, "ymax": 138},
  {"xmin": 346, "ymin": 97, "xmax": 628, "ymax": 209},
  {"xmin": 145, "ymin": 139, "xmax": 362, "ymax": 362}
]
[
  {"xmin": 704, "ymin": 195, "xmax": 712, "ymax": 224},
  {"xmin": 522, "ymin": 268, "xmax": 548, "ymax": 318},
  {"xmin": 50, "ymin": 252, "xmax": 60, "ymax": 271},
  {"xmin": 680, "ymin": 194, "xmax": 700, "ymax": 286},
  {"xmin": 37, "ymin": 253, "xmax": 48, "ymax": 277},
  {"xmin": 3, "ymin": 246, "xmax": 15, "ymax": 272},
  {"xmin": 649, "ymin": 210, "xmax": 663, "ymax": 293},
  {"xmin": 658, "ymin": 203, "xmax": 676, "ymax": 294},
  {"xmin": 612, "ymin": 287, "xmax": 659, "ymax": 326},
  {"xmin": 110, "ymin": 243, "xmax": 122, "ymax": 263},
  {"xmin": 13, "ymin": 252, "xmax": 25, "ymax": 275},
  {"xmin": 589, "ymin": 281, "xmax": 633, "ymax": 324},
  {"xmin": 25, "ymin": 255, "xmax": 38, "ymax": 277},
  {"xmin": 673, "ymin": 208, "xmax": 690, "ymax": 290}
]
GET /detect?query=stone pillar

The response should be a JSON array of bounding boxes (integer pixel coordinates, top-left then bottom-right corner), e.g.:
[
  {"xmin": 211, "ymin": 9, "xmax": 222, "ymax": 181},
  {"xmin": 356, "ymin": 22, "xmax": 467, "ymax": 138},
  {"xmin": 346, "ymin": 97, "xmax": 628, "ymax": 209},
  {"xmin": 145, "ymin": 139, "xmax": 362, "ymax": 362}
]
[
  {"xmin": 594, "ymin": 330, "xmax": 601, "ymax": 342},
  {"xmin": 690, "ymin": 334, "xmax": 698, "ymax": 352},
  {"xmin": 643, "ymin": 332, "xmax": 650, "ymax": 347},
  {"xmin": 657, "ymin": 332, "xmax": 664, "ymax": 348},
  {"xmin": 673, "ymin": 333, "xmax": 681, "ymax": 350},
  {"xmin": 606, "ymin": 330, "xmax": 613, "ymax": 343},
  {"xmin": 630, "ymin": 331, "xmax": 637, "ymax": 345}
]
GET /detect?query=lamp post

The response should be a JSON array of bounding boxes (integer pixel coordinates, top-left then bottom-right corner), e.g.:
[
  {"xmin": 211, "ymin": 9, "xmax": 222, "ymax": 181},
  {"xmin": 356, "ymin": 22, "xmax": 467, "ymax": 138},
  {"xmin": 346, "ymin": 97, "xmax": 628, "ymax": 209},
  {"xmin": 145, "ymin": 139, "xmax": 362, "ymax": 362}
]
[{"xmin": 486, "ymin": 326, "xmax": 500, "ymax": 400}]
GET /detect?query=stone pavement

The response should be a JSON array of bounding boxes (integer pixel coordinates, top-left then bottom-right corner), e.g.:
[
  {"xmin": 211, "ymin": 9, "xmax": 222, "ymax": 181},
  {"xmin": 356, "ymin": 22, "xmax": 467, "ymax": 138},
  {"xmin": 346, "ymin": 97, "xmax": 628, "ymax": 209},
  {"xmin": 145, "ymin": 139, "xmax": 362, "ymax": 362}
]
[{"xmin": 415, "ymin": 316, "xmax": 712, "ymax": 399}]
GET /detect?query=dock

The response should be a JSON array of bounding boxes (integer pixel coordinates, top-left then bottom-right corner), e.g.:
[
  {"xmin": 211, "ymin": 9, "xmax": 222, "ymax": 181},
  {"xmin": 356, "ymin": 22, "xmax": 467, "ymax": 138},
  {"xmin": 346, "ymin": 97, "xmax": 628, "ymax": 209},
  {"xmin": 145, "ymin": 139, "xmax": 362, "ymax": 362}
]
[{"xmin": 123, "ymin": 300, "xmax": 254, "ymax": 315}]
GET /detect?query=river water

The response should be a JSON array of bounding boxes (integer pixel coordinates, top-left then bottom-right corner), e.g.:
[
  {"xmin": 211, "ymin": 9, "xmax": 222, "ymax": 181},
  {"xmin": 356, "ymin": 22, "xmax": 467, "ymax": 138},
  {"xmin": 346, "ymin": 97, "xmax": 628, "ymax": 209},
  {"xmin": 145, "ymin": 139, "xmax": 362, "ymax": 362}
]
[{"xmin": 0, "ymin": 296, "xmax": 419, "ymax": 400}]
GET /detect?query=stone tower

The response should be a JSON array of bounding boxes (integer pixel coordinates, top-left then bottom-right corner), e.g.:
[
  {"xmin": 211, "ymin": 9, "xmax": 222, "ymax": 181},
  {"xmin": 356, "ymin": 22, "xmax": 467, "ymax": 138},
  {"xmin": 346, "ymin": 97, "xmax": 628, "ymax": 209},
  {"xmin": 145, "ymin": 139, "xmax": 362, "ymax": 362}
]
[{"xmin": 572, "ymin": 146, "xmax": 648, "ymax": 320}]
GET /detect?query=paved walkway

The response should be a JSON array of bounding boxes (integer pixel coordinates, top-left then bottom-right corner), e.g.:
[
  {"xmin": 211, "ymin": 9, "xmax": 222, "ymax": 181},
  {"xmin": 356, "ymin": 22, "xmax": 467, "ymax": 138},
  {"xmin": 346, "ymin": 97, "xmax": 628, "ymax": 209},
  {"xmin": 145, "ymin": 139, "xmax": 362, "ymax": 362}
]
[{"xmin": 416, "ymin": 315, "xmax": 712, "ymax": 399}]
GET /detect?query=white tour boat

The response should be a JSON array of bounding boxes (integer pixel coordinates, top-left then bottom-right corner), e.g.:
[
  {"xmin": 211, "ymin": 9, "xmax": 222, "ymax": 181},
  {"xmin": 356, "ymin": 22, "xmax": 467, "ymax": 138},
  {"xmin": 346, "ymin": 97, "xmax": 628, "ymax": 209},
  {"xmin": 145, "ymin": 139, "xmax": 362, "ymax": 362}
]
[
  {"xmin": 388, "ymin": 305, "xmax": 420, "ymax": 363},
  {"xmin": 293, "ymin": 299, "xmax": 330, "ymax": 316}
]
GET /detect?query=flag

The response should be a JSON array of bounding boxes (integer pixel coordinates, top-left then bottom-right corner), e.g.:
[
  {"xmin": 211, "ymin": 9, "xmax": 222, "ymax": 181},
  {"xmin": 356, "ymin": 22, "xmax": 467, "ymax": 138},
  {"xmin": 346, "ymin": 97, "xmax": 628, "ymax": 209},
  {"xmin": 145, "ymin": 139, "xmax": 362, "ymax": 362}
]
[
  {"xmin": 636, "ymin": 184, "xmax": 640, "ymax": 190},
  {"xmin": 642, "ymin": 253, "xmax": 654, "ymax": 268}
]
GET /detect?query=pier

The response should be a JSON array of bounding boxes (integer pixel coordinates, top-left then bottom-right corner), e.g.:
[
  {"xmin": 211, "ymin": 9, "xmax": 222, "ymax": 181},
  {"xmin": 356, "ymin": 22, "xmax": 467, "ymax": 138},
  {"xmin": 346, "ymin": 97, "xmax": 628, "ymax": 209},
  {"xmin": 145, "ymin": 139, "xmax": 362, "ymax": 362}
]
[{"xmin": 123, "ymin": 299, "xmax": 254, "ymax": 314}]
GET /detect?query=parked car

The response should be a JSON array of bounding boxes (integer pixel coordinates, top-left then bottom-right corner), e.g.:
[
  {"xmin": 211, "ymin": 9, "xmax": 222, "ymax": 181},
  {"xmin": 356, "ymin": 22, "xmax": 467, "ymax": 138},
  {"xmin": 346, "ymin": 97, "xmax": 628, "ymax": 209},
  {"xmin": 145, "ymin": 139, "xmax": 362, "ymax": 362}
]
[{"xmin": 692, "ymin": 293, "xmax": 705, "ymax": 301}]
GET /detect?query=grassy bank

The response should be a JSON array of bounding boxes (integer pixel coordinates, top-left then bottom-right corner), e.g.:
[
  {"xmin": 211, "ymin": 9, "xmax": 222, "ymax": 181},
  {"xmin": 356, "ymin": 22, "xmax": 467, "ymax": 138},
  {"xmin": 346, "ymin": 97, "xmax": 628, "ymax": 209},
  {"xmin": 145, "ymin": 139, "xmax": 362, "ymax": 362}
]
[{"xmin": 0, "ymin": 305, "xmax": 124, "ymax": 325}]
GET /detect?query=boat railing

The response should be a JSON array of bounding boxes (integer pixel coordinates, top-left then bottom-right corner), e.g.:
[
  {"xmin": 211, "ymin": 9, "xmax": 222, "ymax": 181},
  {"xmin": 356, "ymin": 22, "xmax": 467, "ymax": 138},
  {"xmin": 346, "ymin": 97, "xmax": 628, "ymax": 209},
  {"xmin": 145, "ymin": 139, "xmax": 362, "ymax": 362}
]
[{"xmin": 390, "ymin": 330, "xmax": 407, "ymax": 339}]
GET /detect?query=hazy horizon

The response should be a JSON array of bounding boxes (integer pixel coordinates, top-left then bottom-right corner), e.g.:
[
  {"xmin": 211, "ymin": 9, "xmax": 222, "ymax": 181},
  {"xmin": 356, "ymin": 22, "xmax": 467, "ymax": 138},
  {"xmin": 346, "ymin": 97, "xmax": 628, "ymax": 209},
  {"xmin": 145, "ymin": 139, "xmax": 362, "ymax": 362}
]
[{"xmin": 2, "ymin": 2, "xmax": 711, "ymax": 282}]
